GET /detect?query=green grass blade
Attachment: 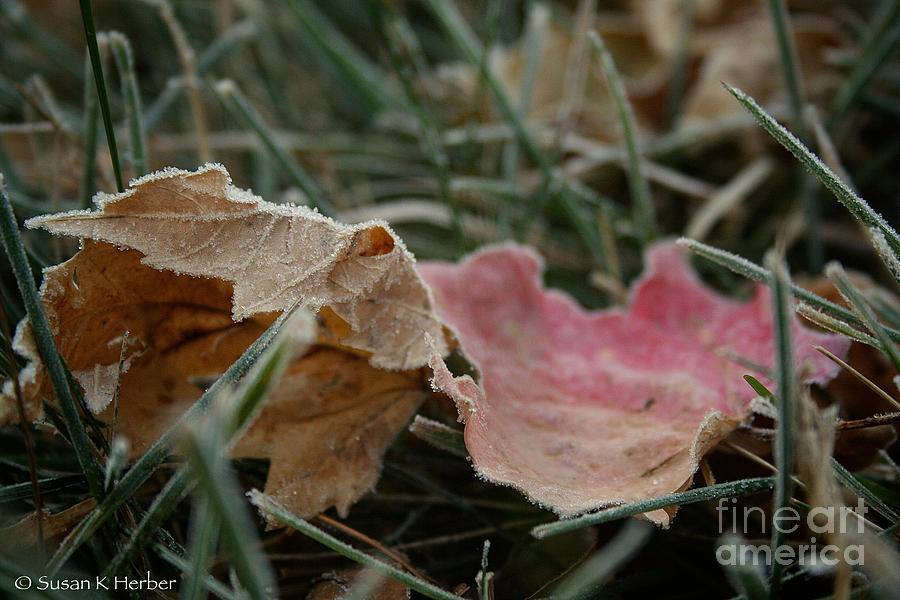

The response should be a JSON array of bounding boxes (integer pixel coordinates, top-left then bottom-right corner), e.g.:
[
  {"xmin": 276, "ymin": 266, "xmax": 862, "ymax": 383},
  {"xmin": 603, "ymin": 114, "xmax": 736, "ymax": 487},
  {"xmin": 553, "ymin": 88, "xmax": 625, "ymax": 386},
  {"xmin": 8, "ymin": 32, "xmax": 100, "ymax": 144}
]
[
  {"xmin": 46, "ymin": 308, "xmax": 294, "ymax": 572},
  {"xmin": 0, "ymin": 179, "xmax": 104, "ymax": 500},
  {"xmin": 828, "ymin": 1, "xmax": 900, "ymax": 129},
  {"xmin": 764, "ymin": 251, "xmax": 795, "ymax": 597},
  {"xmin": 408, "ymin": 415, "xmax": 467, "ymax": 458},
  {"xmin": 249, "ymin": 490, "xmax": 463, "ymax": 600},
  {"xmin": 196, "ymin": 20, "xmax": 255, "ymax": 75},
  {"xmin": 531, "ymin": 477, "xmax": 775, "ymax": 539},
  {"xmin": 97, "ymin": 323, "xmax": 295, "ymax": 578},
  {"xmin": 553, "ymin": 520, "xmax": 653, "ymax": 600},
  {"xmin": 109, "ymin": 32, "xmax": 147, "ymax": 176},
  {"xmin": 724, "ymin": 84, "xmax": 900, "ymax": 259},
  {"xmin": 422, "ymin": 0, "xmax": 549, "ymax": 175},
  {"xmin": 0, "ymin": 475, "xmax": 84, "ymax": 503},
  {"xmin": 287, "ymin": 0, "xmax": 401, "ymax": 116},
  {"xmin": 155, "ymin": 543, "xmax": 240, "ymax": 600},
  {"xmin": 144, "ymin": 21, "xmax": 255, "ymax": 132},
  {"xmin": 663, "ymin": 0, "xmax": 694, "ymax": 129},
  {"xmin": 182, "ymin": 494, "xmax": 221, "ymax": 600},
  {"xmin": 183, "ymin": 435, "xmax": 276, "ymax": 600},
  {"xmin": 371, "ymin": 6, "xmax": 466, "ymax": 251},
  {"xmin": 78, "ymin": 0, "xmax": 123, "ymax": 192},
  {"xmin": 830, "ymin": 458, "xmax": 900, "ymax": 523},
  {"xmin": 588, "ymin": 31, "xmax": 656, "ymax": 244},
  {"xmin": 766, "ymin": 0, "xmax": 806, "ymax": 139},
  {"xmin": 214, "ymin": 79, "xmax": 334, "ymax": 216},
  {"xmin": 827, "ymin": 262, "xmax": 900, "ymax": 373},
  {"xmin": 423, "ymin": 0, "xmax": 611, "ymax": 264},
  {"xmin": 80, "ymin": 53, "xmax": 99, "ymax": 209},
  {"xmin": 677, "ymin": 238, "xmax": 900, "ymax": 345}
]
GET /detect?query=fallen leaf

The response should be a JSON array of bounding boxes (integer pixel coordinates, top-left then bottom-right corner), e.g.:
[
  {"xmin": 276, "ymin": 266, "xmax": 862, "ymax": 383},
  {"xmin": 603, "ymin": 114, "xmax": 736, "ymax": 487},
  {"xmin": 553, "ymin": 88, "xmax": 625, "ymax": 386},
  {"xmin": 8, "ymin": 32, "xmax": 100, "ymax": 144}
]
[
  {"xmin": 306, "ymin": 567, "xmax": 410, "ymax": 600},
  {"xmin": 2, "ymin": 164, "xmax": 447, "ymax": 519},
  {"xmin": 421, "ymin": 242, "xmax": 850, "ymax": 525},
  {"xmin": 28, "ymin": 163, "xmax": 449, "ymax": 370},
  {"xmin": 0, "ymin": 498, "xmax": 96, "ymax": 553}
]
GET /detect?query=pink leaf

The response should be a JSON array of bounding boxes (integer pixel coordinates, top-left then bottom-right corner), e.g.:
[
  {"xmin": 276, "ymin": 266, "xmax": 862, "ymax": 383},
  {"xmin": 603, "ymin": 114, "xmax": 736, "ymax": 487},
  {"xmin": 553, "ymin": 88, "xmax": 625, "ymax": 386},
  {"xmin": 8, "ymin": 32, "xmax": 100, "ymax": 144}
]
[{"xmin": 420, "ymin": 241, "xmax": 850, "ymax": 526}]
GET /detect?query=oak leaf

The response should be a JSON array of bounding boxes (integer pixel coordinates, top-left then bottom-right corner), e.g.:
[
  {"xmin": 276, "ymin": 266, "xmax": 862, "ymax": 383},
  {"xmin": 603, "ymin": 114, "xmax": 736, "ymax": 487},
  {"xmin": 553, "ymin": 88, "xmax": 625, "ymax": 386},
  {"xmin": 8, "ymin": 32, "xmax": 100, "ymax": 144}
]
[
  {"xmin": 3, "ymin": 164, "xmax": 448, "ymax": 519},
  {"xmin": 421, "ymin": 242, "xmax": 850, "ymax": 525}
]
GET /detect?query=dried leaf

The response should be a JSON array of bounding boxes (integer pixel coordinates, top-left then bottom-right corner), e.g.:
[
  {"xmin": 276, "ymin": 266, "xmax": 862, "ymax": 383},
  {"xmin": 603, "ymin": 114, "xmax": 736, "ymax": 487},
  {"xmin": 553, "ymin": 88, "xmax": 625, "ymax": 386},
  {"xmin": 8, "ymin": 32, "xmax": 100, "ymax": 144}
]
[
  {"xmin": 306, "ymin": 567, "xmax": 410, "ymax": 600},
  {"xmin": 3, "ymin": 164, "xmax": 445, "ymax": 519},
  {"xmin": 28, "ymin": 163, "xmax": 449, "ymax": 370},
  {"xmin": 0, "ymin": 498, "xmax": 96, "ymax": 552},
  {"xmin": 421, "ymin": 242, "xmax": 850, "ymax": 525}
]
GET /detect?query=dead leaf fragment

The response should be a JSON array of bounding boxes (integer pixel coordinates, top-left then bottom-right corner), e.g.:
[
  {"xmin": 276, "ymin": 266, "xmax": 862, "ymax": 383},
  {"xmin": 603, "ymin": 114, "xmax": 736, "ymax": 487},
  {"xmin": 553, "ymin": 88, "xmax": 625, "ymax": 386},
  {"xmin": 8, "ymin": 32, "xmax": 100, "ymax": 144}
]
[
  {"xmin": 307, "ymin": 567, "xmax": 410, "ymax": 600},
  {"xmin": 421, "ymin": 242, "xmax": 850, "ymax": 525},
  {"xmin": 0, "ymin": 498, "xmax": 96, "ymax": 553}
]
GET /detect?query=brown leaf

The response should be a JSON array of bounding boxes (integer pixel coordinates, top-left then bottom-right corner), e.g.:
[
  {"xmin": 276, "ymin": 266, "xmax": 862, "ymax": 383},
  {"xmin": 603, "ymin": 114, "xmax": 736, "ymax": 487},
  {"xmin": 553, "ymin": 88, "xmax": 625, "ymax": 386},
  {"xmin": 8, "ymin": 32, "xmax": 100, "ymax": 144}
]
[
  {"xmin": 28, "ymin": 163, "xmax": 450, "ymax": 370},
  {"xmin": 306, "ymin": 567, "xmax": 410, "ymax": 600},
  {"xmin": 0, "ymin": 498, "xmax": 96, "ymax": 553},
  {"xmin": 3, "ymin": 164, "xmax": 444, "ymax": 519}
]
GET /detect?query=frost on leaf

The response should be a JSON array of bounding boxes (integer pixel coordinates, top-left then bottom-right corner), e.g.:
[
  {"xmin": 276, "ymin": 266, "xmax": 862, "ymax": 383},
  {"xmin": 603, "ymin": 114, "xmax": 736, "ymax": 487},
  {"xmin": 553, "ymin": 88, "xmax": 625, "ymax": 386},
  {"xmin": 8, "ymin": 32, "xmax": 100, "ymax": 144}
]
[
  {"xmin": 2, "ymin": 164, "xmax": 447, "ymax": 520},
  {"xmin": 421, "ymin": 242, "xmax": 850, "ymax": 525},
  {"xmin": 28, "ymin": 163, "xmax": 449, "ymax": 370}
]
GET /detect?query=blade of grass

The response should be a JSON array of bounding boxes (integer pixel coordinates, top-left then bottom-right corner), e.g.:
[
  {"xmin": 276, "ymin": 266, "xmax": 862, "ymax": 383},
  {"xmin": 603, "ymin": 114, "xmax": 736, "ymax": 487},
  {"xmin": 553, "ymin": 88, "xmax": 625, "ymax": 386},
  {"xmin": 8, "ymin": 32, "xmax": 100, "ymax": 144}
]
[
  {"xmin": 766, "ymin": 0, "xmax": 806, "ymax": 139},
  {"xmin": 78, "ymin": 0, "xmax": 123, "ymax": 192},
  {"xmin": 0, "ymin": 475, "xmax": 84, "ymax": 503},
  {"xmin": 677, "ymin": 238, "xmax": 900, "ymax": 344},
  {"xmin": 830, "ymin": 458, "xmax": 900, "ymax": 523},
  {"xmin": 828, "ymin": 0, "xmax": 900, "ymax": 129},
  {"xmin": 588, "ymin": 31, "xmax": 656, "ymax": 244},
  {"xmin": 476, "ymin": 540, "xmax": 492, "ymax": 600},
  {"xmin": 500, "ymin": 2, "xmax": 546, "ymax": 216},
  {"xmin": 664, "ymin": 0, "xmax": 694, "ymax": 129},
  {"xmin": 531, "ymin": 477, "xmax": 775, "ymax": 539},
  {"xmin": 815, "ymin": 345, "xmax": 900, "ymax": 411},
  {"xmin": 724, "ymin": 84, "xmax": 900, "ymax": 259},
  {"xmin": 80, "ymin": 53, "xmax": 99, "ymax": 209},
  {"xmin": 0, "ymin": 179, "xmax": 104, "ymax": 500},
  {"xmin": 248, "ymin": 490, "xmax": 463, "ymax": 600},
  {"xmin": 871, "ymin": 228, "xmax": 900, "ymax": 284},
  {"xmin": 151, "ymin": 0, "xmax": 211, "ymax": 162},
  {"xmin": 423, "ymin": 0, "xmax": 612, "ymax": 263},
  {"xmin": 408, "ymin": 415, "xmax": 467, "ymax": 458},
  {"xmin": 420, "ymin": 0, "xmax": 550, "ymax": 177},
  {"xmin": 109, "ymin": 32, "xmax": 146, "ymax": 176},
  {"xmin": 553, "ymin": 520, "xmax": 653, "ymax": 600},
  {"xmin": 214, "ymin": 79, "xmax": 334, "ymax": 216},
  {"xmin": 826, "ymin": 262, "xmax": 900, "ymax": 373},
  {"xmin": 370, "ymin": 5, "xmax": 466, "ymax": 252},
  {"xmin": 183, "ymin": 432, "xmax": 276, "ymax": 600},
  {"xmin": 765, "ymin": 251, "xmax": 795, "ymax": 598},
  {"xmin": 96, "ymin": 321, "xmax": 298, "ymax": 579},
  {"xmin": 288, "ymin": 0, "xmax": 401, "ymax": 115},
  {"xmin": 46, "ymin": 308, "xmax": 297, "ymax": 573},
  {"xmin": 155, "ymin": 543, "xmax": 240, "ymax": 600},
  {"xmin": 144, "ymin": 20, "xmax": 255, "ymax": 132}
]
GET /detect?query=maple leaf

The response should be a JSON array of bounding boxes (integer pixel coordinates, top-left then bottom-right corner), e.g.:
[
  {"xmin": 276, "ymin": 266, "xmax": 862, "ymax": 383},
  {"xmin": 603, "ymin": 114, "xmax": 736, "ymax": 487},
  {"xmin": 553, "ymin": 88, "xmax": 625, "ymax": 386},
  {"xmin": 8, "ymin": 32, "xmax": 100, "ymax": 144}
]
[
  {"xmin": 2, "ymin": 164, "xmax": 450, "ymax": 519},
  {"xmin": 421, "ymin": 242, "xmax": 850, "ymax": 525}
]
